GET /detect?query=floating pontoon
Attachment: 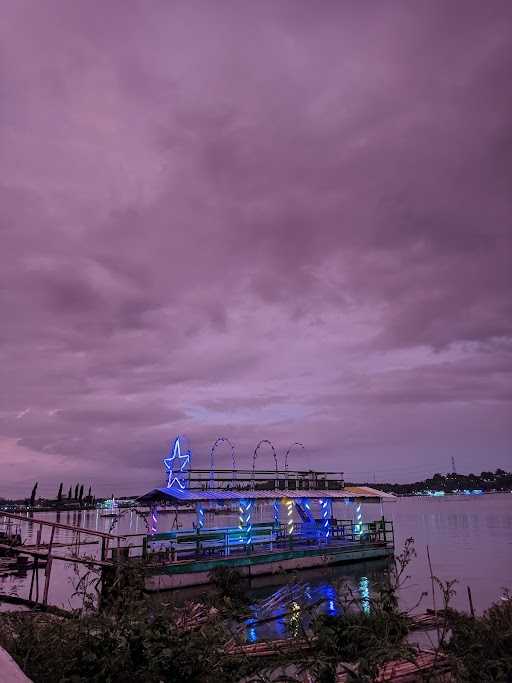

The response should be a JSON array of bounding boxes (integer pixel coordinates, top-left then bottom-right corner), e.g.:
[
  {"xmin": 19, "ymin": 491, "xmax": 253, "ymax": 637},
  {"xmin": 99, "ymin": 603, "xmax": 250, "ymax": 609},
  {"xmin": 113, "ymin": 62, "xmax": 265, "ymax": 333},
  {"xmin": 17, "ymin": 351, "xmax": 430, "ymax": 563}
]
[{"xmin": 138, "ymin": 437, "xmax": 396, "ymax": 591}]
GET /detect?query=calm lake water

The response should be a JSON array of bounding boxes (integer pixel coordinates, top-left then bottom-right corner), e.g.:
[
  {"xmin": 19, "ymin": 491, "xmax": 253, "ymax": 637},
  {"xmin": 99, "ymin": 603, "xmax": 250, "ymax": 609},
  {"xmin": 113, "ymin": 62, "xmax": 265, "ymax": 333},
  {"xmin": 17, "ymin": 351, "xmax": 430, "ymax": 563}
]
[{"xmin": 1, "ymin": 494, "xmax": 511, "ymax": 634}]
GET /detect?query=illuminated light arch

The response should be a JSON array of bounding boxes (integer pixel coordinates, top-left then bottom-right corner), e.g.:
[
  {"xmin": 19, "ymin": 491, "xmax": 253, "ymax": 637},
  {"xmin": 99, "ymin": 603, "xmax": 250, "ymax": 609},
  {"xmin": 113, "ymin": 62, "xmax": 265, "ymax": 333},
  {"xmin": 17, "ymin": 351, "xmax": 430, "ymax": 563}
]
[
  {"xmin": 209, "ymin": 437, "xmax": 236, "ymax": 488},
  {"xmin": 283, "ymin": 442, "xmax": 305, "ymax": 472},
  {"xmin": 252, "ymin": 439, "xmax": 278, "ymax": 488}
]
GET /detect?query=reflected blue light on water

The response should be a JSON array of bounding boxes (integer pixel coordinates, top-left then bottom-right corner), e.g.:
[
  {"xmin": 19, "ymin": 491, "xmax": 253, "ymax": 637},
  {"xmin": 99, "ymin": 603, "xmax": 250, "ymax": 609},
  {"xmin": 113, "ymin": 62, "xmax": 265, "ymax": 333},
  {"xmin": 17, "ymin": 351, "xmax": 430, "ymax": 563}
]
[
  {"xmin": 247, "ymin": 625, "xmax": 257, "ymax": 643},
  {"xmin": 3, "ymin": 496, "xmax": 511, "ymax": 621},
  {"xmin": 317, "ymin": 583, "xmax": 338, "ymax": 615},
  {"xmin": 359, "ymin": 576, "xmax": 370, "ymax": 614},
  {"xmin": 274, "ymin": 607, "xmax": 287, "ymax": 637}
]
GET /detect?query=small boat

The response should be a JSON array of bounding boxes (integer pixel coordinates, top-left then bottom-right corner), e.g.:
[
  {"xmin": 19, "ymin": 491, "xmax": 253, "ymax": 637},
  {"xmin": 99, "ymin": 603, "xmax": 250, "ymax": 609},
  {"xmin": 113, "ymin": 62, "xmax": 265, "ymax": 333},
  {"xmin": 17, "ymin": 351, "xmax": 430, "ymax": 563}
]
[{"xmin": 99, "ymin": 496, "xmax": 119, "ymax": 517}]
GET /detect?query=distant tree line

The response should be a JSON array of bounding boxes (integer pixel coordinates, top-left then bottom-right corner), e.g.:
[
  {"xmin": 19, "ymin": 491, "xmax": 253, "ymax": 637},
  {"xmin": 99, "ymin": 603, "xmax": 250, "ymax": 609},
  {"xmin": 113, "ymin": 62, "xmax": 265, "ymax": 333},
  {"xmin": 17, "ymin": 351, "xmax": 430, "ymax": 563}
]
[
  {"xmin": 353, "ymin": 468, "xmax": 512, "ymax": 496},
  {"xmin": 24, "ymin": 481, "xmax": 96, "ymax": 508}
]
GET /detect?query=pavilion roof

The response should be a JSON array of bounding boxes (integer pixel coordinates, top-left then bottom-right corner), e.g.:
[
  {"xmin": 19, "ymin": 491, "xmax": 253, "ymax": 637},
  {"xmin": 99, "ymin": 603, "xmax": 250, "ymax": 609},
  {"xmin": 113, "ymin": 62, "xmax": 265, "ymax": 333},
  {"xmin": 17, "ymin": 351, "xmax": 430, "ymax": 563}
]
[{"xmin": 138, "ymin": 485, "xmax": 395, "ymax": 504}]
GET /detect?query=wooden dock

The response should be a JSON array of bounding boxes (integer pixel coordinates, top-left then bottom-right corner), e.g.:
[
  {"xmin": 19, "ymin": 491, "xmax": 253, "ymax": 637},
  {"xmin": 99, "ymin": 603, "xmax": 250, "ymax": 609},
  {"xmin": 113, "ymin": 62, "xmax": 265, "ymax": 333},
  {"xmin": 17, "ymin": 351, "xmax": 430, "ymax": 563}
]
[{"xmin": 0, "ymin": 511, "xmax": 122, "ymax": 609}]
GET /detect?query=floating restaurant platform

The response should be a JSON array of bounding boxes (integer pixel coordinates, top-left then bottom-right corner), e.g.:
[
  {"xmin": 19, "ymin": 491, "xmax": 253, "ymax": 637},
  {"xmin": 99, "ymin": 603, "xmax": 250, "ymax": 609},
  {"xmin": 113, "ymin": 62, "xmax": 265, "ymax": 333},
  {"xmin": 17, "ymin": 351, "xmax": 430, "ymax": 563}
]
[{"xmin": 138, "ymin": 437, "xmax": 396, "ymax": 591}]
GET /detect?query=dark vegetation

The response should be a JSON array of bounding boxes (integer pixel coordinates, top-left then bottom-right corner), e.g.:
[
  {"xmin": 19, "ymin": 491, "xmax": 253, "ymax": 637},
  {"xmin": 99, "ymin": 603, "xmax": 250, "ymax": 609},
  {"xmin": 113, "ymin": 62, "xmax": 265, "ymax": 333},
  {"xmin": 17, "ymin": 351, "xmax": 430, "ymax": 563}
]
[
  {"xmin": 445, "ymin": 596, "xmax": 512, "ymax": 682},
  {"xmin": 354, "ymin": 468, "xmax": 512, "ymax": 496},
  {"xmin": 1, "ymin": 539, "xmax": 511, "ymax": 682},
  {"xmin": 1, "ymin": 469, "xmax": 510, "ymax": 509},
  {"xmin": 0, "ymin": 481, "xmax": 97, "ymax": 509}
]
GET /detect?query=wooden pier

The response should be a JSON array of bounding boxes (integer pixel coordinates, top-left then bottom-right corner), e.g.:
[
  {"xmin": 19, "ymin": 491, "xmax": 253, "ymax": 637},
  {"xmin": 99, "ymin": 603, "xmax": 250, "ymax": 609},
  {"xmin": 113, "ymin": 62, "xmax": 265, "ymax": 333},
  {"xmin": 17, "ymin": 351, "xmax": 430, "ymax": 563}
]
[{"xmin": 0, "ymin": 511, "xmax": 121, "ymax": 609}]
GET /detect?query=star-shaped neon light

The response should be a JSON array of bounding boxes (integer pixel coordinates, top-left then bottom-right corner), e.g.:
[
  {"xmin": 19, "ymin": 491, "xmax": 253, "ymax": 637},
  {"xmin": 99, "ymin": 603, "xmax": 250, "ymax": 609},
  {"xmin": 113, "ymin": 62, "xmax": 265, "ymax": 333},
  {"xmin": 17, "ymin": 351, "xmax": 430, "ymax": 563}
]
[{"xmin": 163, "ymin": 436, "xmax": 191, "ymax": 489}]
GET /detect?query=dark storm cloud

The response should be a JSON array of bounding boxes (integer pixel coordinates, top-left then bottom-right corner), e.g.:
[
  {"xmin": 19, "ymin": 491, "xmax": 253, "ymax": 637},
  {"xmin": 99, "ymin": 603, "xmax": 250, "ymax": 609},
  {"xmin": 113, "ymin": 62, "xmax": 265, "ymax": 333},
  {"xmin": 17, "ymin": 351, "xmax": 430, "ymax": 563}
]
[{"xmin": 1, "ymin": 0, "xmax": 511, "ymax": 495}]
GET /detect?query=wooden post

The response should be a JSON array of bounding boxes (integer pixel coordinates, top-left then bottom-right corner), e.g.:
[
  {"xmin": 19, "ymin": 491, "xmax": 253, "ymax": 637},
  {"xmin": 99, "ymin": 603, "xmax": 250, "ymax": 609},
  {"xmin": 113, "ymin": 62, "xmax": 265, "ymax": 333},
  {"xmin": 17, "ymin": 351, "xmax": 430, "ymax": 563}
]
[
  {"xmin": 426, "ymin": 545, "xmax": 440, "ymax": 643},
  {"xmin": 29, "ymin": 560, "xmax": 36, "ymax": 602},
  {"xmin": 48, "ymin": 526, "xmax": 56, "ymax": 555},
  {"xmin": 42, "ymin": 557, "xmax": 53, "ymax": 607},
  {"xmin": 34, "ymin": 556, "xmax": 40, "ymax": 603},
  {"xmin": 35, "ymin": 523, "xmax": 42, "ymax": 550},
  {"xmin": 426, "ymin": 545, "xmax": 436, "ymax": 613},
  {"xmin": 467, "ymin": 585, "xmax": 475, "ymax": 617}
]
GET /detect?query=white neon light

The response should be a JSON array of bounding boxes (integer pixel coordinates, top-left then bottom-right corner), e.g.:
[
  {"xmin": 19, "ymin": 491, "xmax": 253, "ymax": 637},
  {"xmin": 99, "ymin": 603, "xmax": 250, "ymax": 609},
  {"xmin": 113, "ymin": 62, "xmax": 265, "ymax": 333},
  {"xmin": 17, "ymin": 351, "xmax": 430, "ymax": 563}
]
[
  {"xmin": 163, "ymin": 436, "xmax": 191, "ymax": 489},
  {"xmin": 354, "ymin": 502, "xmax": 362, "ymax": 536},
  {"xmin": 286, "ymin": 499, "xmax": 294, "ymax": 535}
]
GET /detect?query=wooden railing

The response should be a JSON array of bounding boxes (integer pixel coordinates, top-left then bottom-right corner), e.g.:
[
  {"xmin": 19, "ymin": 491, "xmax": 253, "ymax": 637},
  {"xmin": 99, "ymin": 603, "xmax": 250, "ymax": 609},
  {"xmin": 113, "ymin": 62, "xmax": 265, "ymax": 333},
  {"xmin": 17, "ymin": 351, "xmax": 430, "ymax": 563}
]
[{"xmin": 144, "ymin": 517, "xmax": 394, "ymax": 563}]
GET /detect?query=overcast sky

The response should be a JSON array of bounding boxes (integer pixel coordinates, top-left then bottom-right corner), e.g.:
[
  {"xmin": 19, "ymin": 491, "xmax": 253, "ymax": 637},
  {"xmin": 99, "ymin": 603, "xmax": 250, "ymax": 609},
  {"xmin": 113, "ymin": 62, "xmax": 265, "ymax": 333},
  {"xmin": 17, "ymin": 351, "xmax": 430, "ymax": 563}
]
[{"xmin": 1, "ymin": 1, "xmax": 511, "ymax": 498}]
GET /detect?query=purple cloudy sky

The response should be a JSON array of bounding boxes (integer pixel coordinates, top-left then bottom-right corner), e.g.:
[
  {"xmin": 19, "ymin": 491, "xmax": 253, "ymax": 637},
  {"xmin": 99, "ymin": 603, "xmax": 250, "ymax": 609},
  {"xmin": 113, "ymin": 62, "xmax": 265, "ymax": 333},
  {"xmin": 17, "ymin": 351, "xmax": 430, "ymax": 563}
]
[{"xmin": 1, "ymin": 1, "xmax": 511, "ymax": 497}]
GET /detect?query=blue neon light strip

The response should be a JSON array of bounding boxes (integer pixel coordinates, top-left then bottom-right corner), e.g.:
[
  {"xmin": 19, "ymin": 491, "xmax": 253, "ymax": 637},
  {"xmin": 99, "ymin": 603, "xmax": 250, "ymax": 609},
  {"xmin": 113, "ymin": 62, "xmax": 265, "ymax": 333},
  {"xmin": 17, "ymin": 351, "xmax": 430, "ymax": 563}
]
[
  {"xmin": 238, "ymin": 499, "xmax": 253, "ymax": 546},
  {"xmin": 197, "ymin": 504, "xmax": 205, "ymax": 529},
  {"xmin": 354, "ymin": 502, "xmax": 362, "ymax": 536},
  {"xmin": 163, "ymin": 436, "xmax": 191, "ymax": 489},
  {"xmin": 319, "ymin": 499, "xmax": 331, "ymax": 539},
  {"xmin": 273, "ymin": 499, "xmax": 280, "ymax": 528}
]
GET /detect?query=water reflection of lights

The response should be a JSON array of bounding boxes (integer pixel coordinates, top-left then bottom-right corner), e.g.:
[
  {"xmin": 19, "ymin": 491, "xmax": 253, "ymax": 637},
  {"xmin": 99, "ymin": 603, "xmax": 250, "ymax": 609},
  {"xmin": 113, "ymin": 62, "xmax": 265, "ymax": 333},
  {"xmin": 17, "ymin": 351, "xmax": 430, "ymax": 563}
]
[
  {"xmin": 318, "ymin": 583, "xmax": 338, "ymax": 615},
  {"xmin": 246, "ymin": 619, "xmax": 258, "ymax": 643},
  {"xmin": 274, "ymin": 607, "xmax": 287, "ymax": 637},
  {"xmin": 359, "ymin": 576, "xmax": 370, "ymax": 614},
  {"xmin": 289, "ymin": 601, "xmax": 301, "ymax": 637}
]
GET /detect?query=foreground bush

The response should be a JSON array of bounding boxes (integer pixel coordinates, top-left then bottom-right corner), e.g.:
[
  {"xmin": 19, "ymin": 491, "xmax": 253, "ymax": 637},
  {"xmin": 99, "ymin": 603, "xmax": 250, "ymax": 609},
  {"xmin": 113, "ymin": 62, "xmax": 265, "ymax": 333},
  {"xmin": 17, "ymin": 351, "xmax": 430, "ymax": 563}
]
[
  {"xmin": 1, "ymin": 603, "xmax": 231, "ymax": 683},
  {"xmin": 444, "ymin": 597, "xmax": 512, "ymax": 682},
  {"xmin": 1, "ymin": 541, "xmax": 511, "ymax": 682}
]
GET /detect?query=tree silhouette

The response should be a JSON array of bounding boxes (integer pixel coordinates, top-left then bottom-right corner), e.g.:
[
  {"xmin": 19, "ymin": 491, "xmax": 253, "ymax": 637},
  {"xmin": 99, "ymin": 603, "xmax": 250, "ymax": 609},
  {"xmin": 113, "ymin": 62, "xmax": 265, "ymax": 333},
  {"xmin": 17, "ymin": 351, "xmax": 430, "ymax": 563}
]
[
  {"xmin": 78, "ymin": 484, "xmax": 84, "ymax": 502},
  {"xmin": 30, "ymin": 482, "xmax": 38, "ymax": 507},
  {"xmin": 57, "ymin": 482, "xmax": 63, "ymax": 502},
  {"xmin": 67, "ymin": 486, "xmax": 72, "ymax": 500},
  {"xmin": 74, "ymin": 483, "xmax": 79, "ymax": 500}
]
